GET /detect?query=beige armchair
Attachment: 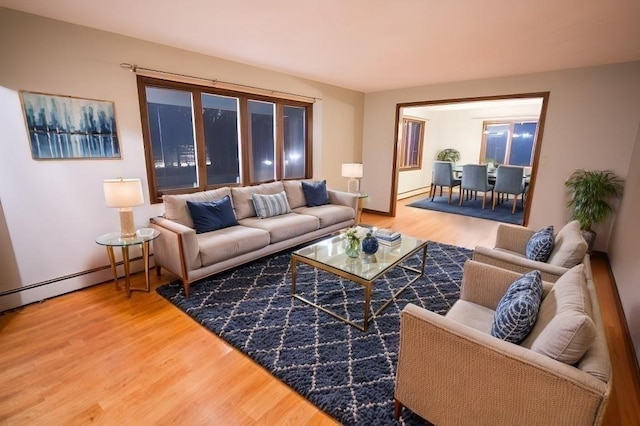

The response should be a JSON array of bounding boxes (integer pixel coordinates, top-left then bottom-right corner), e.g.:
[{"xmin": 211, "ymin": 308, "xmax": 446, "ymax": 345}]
[
  {"xmin": 473, "ymin": 220, "xmax": 588, "ymax": 282},
  {"xmin": 394, "ymin": 259, "xmax": 611, "ymax": 425}
]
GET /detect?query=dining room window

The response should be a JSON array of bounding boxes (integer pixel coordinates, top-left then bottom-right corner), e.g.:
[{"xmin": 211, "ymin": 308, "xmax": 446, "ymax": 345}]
[
  {"xmin": 480, "ymin": 120, "xmax": 538, "ymax": 166},
  {"xmin": 137, "ymin": 76, "xmax": 313, "ymax": 202},
  {"xmin": 399, "ymin": 117, "xmax": 425, "ymax": 170}
]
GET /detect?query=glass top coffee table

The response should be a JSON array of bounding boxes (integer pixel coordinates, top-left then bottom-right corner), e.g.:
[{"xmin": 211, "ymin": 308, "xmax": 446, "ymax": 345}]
[{"xmin": 291, "ymin": 232, "xmax": 428, "ymax": 331}]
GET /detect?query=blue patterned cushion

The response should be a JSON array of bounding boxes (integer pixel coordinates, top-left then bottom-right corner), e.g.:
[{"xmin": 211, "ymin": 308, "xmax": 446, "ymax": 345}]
[
  {"xmin": 491, "ymin": 270, "xmax": 543, "ymax": 344},
  {"xmin": 186, "ymin": 195, "xmax": 238, "ymax": 234},
  {"xmin": 301, "ymin": 180, "xmax": 330, "ymax": 207},
  {"xmin": 526, "ymin": 226, "xmax": 555, "ymax": 262},
  {"xmin": 251, "ymin": 191, "xmax": 292, "ymax": 218}
]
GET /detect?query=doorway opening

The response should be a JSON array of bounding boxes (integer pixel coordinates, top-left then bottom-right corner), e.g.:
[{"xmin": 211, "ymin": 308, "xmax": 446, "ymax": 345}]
[{"xmin": 391, "ymin": 93, "xmax": 550, "ymax": 226}]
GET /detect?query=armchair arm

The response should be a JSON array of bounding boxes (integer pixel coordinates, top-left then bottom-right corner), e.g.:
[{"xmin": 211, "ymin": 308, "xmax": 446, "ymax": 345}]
[
  {"xmin": 149, "ymin": 217, "xmax": 200, "ymax": 283},
  {"xmin": 328, "ymin": 189, "xmax": 358, "ymax": 213},
  {"xmin": 494, "ymin": 223, "xmax": 535, "ymax": 254},
  {"xmin": 396, "ymin": 304, "xmax": 608, "ymax": 426},
  {"xmin": 473, "ymin": 245, "xmax": 567, "ymax": 283}
]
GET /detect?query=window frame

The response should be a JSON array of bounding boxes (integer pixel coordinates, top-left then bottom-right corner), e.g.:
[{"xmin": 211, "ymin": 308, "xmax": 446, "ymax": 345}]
[
  {"xmin": 136, "ymin": 76, "xmax": 313, "ymax": 203},
  {"xmin": 398, "ymin": 116, "xmax": 426, "ymax": 171},
  {"xmin": 479, "ymin": 119, "xmax": 539, "ymax": 166}
]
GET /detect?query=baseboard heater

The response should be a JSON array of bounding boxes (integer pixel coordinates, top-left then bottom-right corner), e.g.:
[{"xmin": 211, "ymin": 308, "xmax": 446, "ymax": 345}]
[{"xmin": 0, "ymin": 255, "xmax": 150, "ymax": 297}]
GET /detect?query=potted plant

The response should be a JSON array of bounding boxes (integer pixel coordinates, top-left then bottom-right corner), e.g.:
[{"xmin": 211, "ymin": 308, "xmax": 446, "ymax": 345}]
[
  {"xmin": 436, "ymin": 148, "xmax": 461, "ymax": 163},
  {"xmin": 564, "ymin": 169, "xmax": 624, "ymax": 249}
]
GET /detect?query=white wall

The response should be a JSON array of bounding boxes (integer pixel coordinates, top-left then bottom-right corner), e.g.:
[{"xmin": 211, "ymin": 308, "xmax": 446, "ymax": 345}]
[
  {"xmin": 0, "ymin": 8, "xmax": 363, "ymax": 311},
  {"xmin": 608, "ymin": 124, "xmax": 640, "ymax": 367},
  {"xmin": 397, "ymin": 102, "xmax": 542, "ymax": 195}
]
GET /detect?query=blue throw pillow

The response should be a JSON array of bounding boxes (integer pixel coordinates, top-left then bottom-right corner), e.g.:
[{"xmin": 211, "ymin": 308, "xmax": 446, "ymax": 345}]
[
  {"xmin": 251, "ymin": 191, "xmax": 292, "ymax": 218},
  {"xmin": 491, "ymin": 270, "xmax": 543, "ymax": 344},
  {"xmin": 186, "ymin": 195, "xmax": 238, "ymax": 234},
  {"xmin": 526, "ymin": 225, "xmax": 555, "ymax": 262},
  {"xmin": 301, "ymin": 180, "xmax": 329, "ymax": 207}
]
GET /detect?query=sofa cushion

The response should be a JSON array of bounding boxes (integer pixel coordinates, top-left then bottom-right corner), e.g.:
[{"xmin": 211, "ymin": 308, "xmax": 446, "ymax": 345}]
[
  {"xmin": 186, "ymin": 195, "xmax": 238, "ymax": 234},
  {"xmin": 252, "ymin": 191, "xmax": 292, "ymax": 218},
  {"xmin": 197, "ymin": 226, "xmax": 271, "ymax": 266},
  {"xmin": 302, "ymin": 180, "xmax": 330, "ymax": 207},
  {"xmin": 231, "ymin": 182, "xmax": 284, "ymax": 220},
  {"xmin": 491, "ymin": 270, "xmax": 543, "ymax": 344},
  {"xmin": 283, "ymin": 180, "xmax": 308, "ymax": 209},
  {"xmin": 293, "ymin": 204, "xmax": 355, "ymax": 228},
  {"xmin": 239, "ymin": 213, "xmax": 319, "ymax": 244},
  {"xmin": 163, "ymin": 187, "xmax": 232, "ymax": 228},
  {"xmin": 547, "ymin": 220, "xmax": 588, "ymax": 268},
  {"xmin": 521, "ymin": 264, "xmax": 596, "ymax": 364},
  {"xmin": 446, "ymin": 300, "xmax": 495, "ymax": 334},
  {"xmin": 525, "ymin": 226, "xmax": 554, "ymax": 262}
]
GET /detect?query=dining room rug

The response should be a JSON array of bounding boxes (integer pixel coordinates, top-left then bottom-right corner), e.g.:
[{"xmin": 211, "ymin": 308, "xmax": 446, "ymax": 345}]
[
  {"xmin": 407, "ymin": 195, "xmax": 524, "ymax": 225},
  {"xmin": 156, "ymin": 241, "xmax": 473, "ymax": 425}
]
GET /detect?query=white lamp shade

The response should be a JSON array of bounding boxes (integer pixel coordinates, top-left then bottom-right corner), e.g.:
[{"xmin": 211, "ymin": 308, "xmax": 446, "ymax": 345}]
[
  {"xmin": 103, "ymin": 178, "xmax": 144, "ymax": 208},
  {"xmin": 341, "ymin": 163, "xmax": 363, "ymax": 178}
]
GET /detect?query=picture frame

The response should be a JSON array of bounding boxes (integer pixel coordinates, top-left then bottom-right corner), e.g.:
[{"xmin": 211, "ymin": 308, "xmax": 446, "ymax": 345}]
[{"xmin": 20, "ymin": 91, "xmax": 121, "ymax": 160}]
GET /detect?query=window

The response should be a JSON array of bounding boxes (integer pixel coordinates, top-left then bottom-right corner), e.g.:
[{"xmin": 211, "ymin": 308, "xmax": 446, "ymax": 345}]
[
  {"xmin": 480, "ymin": 120, "xmax": 538, "ymax": 166},
  {"xmin": 399, "ymin": 117, "xmax": 425, "ymax": 170},
  {"xmin": 137, "ymin": 76, "xmax": 312, "ymax": 202}
]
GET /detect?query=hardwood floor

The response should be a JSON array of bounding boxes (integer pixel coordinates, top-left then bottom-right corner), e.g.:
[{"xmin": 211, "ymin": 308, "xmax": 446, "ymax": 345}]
[{"xmin": 1, "ymin": 196, "xmax": 638, "ymax": 425}]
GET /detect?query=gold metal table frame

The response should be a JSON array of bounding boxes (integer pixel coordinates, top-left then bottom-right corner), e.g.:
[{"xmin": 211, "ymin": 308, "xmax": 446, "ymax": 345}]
[{"xmin": 291, "ymin": 234, "xmax": 428, "ymax": 332}]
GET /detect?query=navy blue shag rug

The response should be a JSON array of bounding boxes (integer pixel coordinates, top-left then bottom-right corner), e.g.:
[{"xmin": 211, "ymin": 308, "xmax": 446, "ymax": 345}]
[
  {"xmin": 407, "ymin": 195, "xmax": 524, "ymax": 225},
  {"xmin": 157, "ymin": 241, "xmax": 472, "ymax": 425}
]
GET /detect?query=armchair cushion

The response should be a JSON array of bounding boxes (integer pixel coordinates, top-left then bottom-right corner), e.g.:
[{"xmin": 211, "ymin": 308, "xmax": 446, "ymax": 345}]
[
  {"xmin": 547, "ymin": 220, "xmax": 588, "ymax": 268},
  {"xmin": 521, "ymin": 264, "xmax": 596, "ymax": 364},
  {"xmin": 491, "ymin": 270, "xmax": 543, "ymax": 344},
  {"xmin": 525, "ymin": 226, "xmax": 554, "ymax": 262},
  {"xmin": 186, "ymin": 195, "xmax": 238, "ymax": 234},
  {"xmin": 301, "ymin": 180, "xmax": 330, "ymax": 207}
]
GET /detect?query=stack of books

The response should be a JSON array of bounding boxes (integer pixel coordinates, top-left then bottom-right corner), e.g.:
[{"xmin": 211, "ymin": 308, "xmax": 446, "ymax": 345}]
[{"xmin": 376, "ymin": 228, "xmax": 401, "ymax": 246}]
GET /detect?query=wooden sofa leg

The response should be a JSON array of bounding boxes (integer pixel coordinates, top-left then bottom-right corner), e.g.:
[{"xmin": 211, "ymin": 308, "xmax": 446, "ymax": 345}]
[
  {"xmin": 184, "ymin": 282, "xmax": 190, "ymax": 298},
  {"xmin": 393, "ymin": 399, "xmax": 403, "ymax": 420}
]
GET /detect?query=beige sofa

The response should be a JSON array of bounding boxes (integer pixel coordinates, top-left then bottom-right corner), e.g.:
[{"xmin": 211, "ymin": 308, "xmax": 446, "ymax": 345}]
[
  {"xmin": 394, "ymin": 259, "xmax": 612, "ymax": 425},
  {"xmin": 473, "ymin": 220, "xmax": 589, "ymax": 282},
  {"xmin": 150, "ymin": 180, "xmax": 358, "ymax": 296}
]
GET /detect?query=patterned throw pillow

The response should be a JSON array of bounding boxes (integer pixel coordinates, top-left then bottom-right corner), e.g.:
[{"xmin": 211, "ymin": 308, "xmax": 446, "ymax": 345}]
[
  {"xmin": 301, "ymin": 180, "xmax": 330, "ymax": 207},
  {"xmin": 525, "ymin": 226, "xmax": 555, "ymax": 262},
  {"xmin": 491, "ymin": 270, "xmax": 543, "ymax": 344},
  {"xmin": 251, "ymin": 191, "xmax": 292, "ymax": 218},
  {"xmin": 186, "ymin": 195, "xmax": 238, "ymax": 234}
]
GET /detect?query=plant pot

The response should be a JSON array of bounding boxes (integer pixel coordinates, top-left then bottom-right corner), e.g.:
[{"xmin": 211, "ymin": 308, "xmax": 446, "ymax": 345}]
[{"xmin": 581, "ymin": 229, "xmax": 596, "ymax": 252}]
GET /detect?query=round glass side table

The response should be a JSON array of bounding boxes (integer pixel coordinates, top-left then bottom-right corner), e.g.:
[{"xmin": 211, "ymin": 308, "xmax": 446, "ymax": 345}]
[{"xmin": 95, "ymin": 228, "xmax": 160, "ymax": 298}]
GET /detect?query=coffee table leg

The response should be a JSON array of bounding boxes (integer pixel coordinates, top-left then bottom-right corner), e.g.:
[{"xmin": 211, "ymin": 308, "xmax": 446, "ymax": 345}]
[
  {"xmin": 363, "ymin": 283, "xmax": 372, "ymax": 332},
  {"xmin": 291, "ymin": 257, "xmax": 297, "ymax": 295}
]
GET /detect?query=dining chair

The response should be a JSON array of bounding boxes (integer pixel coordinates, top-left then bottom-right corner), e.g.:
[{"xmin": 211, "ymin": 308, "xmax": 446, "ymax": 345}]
[
  {"xmin": 492, "ymin": 165, "xmax": 525, "ymax": 214},
  {"xmin": 459, "ymin": 164, "xmax": 494, "ymax": 209},
  {"xmin": 430, "ymin": 161, "xmax": 461, "ymax": 203}
]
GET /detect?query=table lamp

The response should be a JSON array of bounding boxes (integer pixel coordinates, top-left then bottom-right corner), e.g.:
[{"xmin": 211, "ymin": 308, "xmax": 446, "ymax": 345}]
[
  {"xmin": 341, "ymin": 163, "xmax": 363, "ymax": 194},
  {"xmin": 103, "ymin": 178, "xmax": 144, "ymax": 237}
]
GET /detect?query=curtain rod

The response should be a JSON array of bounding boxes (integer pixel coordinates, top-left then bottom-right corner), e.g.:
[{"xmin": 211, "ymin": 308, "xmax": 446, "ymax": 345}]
[{"xmin": 119, "ymin": 63, "xmax": 320, "ymax": 103}]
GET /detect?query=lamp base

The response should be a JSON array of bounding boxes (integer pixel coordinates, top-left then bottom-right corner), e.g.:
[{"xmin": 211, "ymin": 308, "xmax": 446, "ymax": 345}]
[
  {"xmin": 119, "ymin": 208, "xmax": 136, "ymax": 238},
  {"xmin": 347, "ymin": 178, "xmax": 360, "ymax": 194}
]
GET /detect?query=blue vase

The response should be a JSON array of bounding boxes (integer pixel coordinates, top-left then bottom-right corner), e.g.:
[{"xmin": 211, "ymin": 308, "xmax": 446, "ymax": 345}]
[{"xmin": 361, "ymin": 232, "xmax": 379, "ymax": 255}]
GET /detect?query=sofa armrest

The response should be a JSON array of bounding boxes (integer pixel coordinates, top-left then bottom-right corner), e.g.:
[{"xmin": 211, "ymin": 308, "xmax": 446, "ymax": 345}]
[
  {"xmin": 149, "ymin": 217, "xmax": 200, "ymax": 282},
  {"xmin": 328, "ymin": 189, "xmax": 358, "ymax": 213},
  {"xmin": 396, "ymin": 304, "xmax": 608, "ymax": 426},
  {"xmin": 473, "ymin": 245, "xmax": 567, "ymax": 283},
  {"xmin": 494, "ymin": 223, "xmax": 535, "ymax": 253}
]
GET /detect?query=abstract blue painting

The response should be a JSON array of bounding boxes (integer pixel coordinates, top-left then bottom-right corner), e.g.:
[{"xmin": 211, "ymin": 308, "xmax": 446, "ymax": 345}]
[{"xmin": 20, "ymin": 91, "xmax": 121, "ymax": 160}]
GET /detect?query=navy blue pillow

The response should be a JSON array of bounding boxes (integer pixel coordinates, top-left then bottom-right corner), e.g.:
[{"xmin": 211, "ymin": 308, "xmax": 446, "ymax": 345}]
[
  {"xmin": 301, "ymin": 180, "xmax": 329, "ymax": 207},
  {"xmin": 186, "ymin": 195, "xmax": 238, "ymax": 234},
  {"xmin": 491, "ymin": 270, "xmax": 543, "ymax": 344},
  {"xmin": 526, "ymin": 225, "xmax": 555, "ymax": 262}
]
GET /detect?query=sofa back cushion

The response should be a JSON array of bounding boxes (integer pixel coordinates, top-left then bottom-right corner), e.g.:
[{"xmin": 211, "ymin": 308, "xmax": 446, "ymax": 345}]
[
  {"xmin": 231, "ymin": 181, "xmax": 284, "ymax": 220},
  {"xmin": 163, "ymin": 187, "xmax": 232, "ymax": 228},
  {"xmin": 283, "ymin": 180, "xmax": 307, "ymax": 209},
  {"xmin": 547, "ymin": 220, "xmax": 588, "ymax": 268},
  {"xmin": 521, "ymin": 264, "xmax": 595, "ymax": 364}
]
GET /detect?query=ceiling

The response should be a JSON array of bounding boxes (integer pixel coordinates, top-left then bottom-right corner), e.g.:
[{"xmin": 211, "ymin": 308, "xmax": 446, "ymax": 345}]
[{"xmin": 2, "ymin": 0, "xmax": 639, "ymax": 93}]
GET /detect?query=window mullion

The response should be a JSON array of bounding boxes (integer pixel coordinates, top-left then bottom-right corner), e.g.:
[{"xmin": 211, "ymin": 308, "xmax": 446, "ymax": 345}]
[
  {"xmin": 239, "ymin": 97, "xmax": 251, "ymax": 185},
  {"xmin": 275, "ymin": 103, "xmax": 284, "ymax": 180},
  {"xmin": 192, "ymin": 90, "xmax": 207, "ymax": 190}
]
